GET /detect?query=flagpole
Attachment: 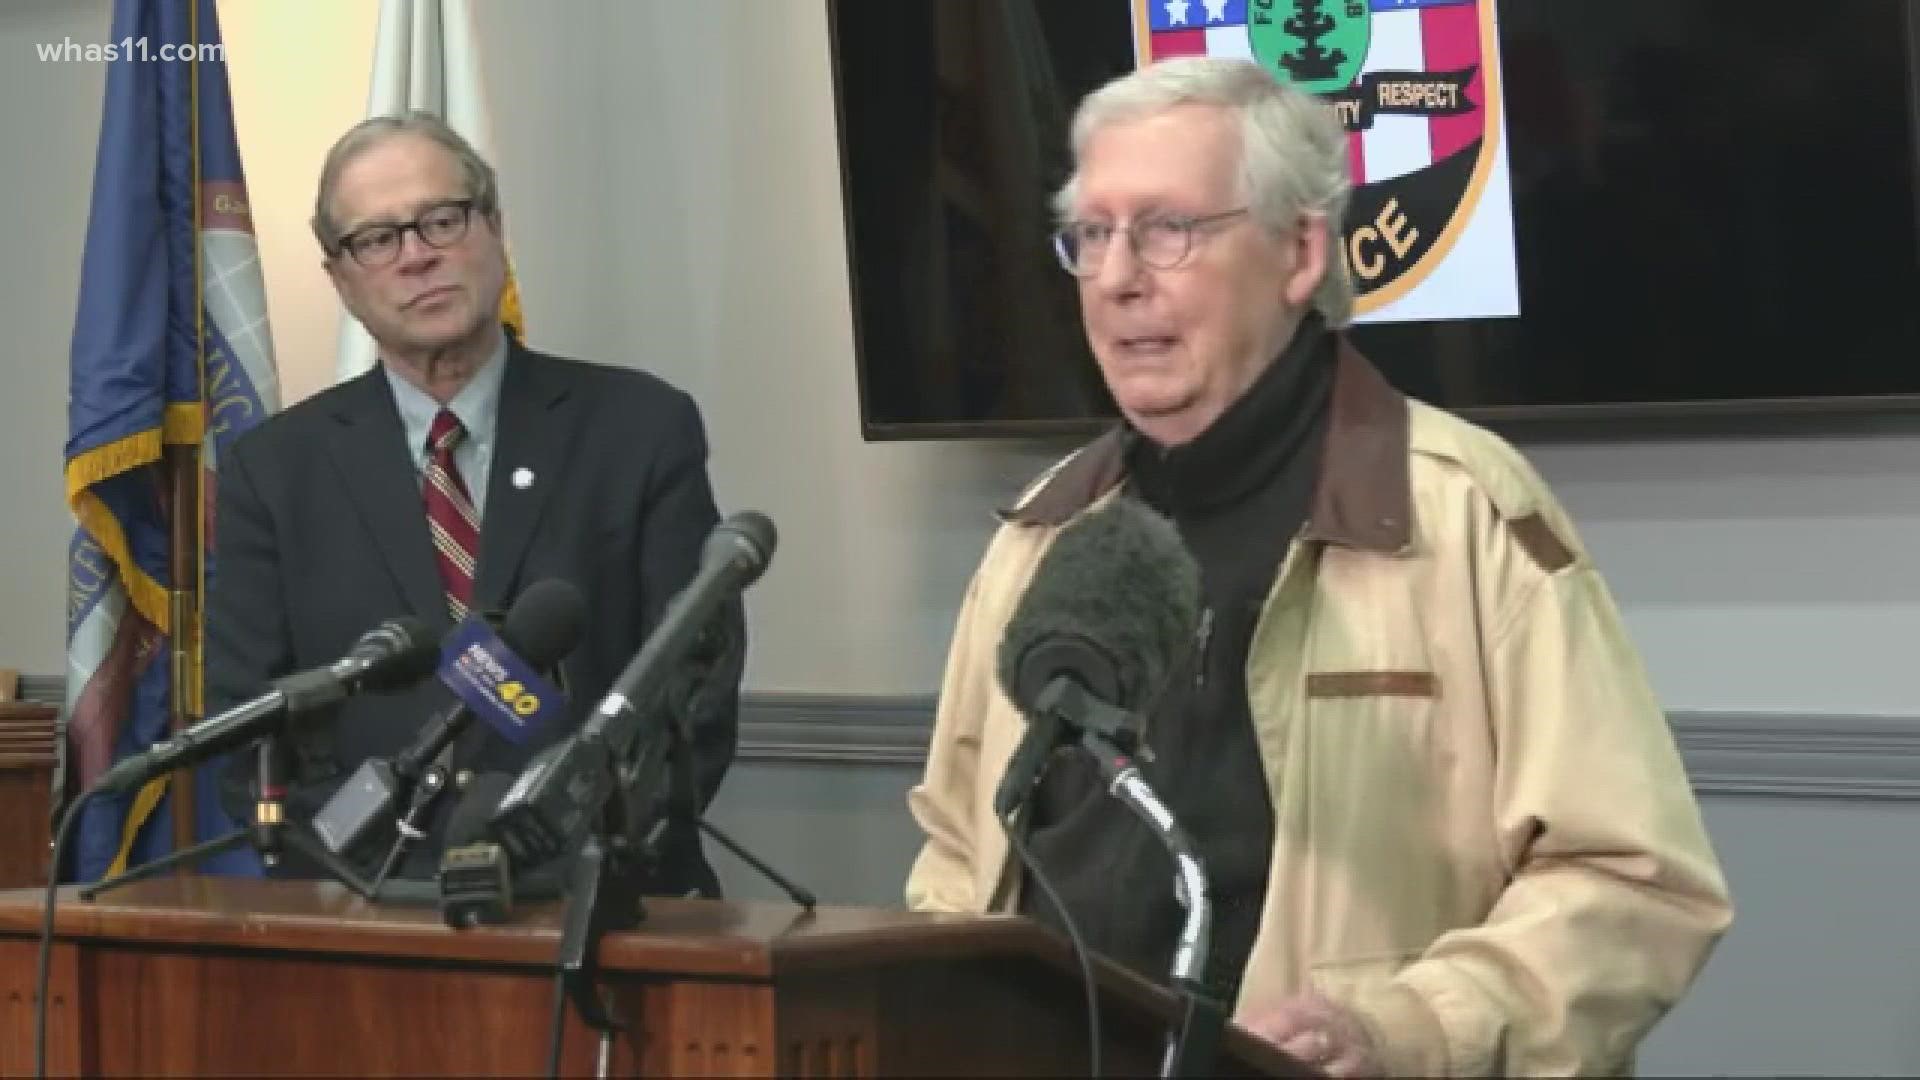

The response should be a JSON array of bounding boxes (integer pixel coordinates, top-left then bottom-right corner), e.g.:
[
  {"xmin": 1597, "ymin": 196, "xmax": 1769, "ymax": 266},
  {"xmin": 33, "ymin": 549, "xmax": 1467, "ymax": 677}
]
[{"xmin": 168, "ymin": 0, "xmax": 207, "ymax": 861}]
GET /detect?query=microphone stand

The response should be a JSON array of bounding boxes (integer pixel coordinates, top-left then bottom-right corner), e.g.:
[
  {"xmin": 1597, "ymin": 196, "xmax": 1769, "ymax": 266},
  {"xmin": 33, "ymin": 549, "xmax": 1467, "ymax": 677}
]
[
  {"xmin": 1031, "ymin": 678, "xmax": 1227, "ymax": 1080},
  {"xmin": 552, "ymin": 747, "xmax": 656, "ymax": 1042},
  {"xmin": 367, "ymin": 761, "xmax": 453, "ymax": 896},
  {"xmin": 551, "ymin": 701, "xmax": 817, "ymax": 1047},
  {"xmin": 80, "ymin": 737, "xmax": 378, "ymax": 902}
]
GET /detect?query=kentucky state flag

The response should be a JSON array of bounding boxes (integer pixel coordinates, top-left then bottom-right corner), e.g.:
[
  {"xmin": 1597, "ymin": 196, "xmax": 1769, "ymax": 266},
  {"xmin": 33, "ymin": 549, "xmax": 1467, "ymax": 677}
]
[{"xmin": 64, "ymin": 0, "xmax": 280, "ymax": 881}]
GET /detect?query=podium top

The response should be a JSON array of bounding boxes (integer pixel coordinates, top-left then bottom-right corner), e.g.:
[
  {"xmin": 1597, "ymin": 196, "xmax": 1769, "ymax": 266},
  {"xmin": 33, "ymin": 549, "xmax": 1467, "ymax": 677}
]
[
  {"xmin": 0, "ymin": 877, "xmax": 1315, "ymax": 1077},
  {"xmin": 0, "ymin": 877, "xmax": 1040, "ymax": 979}
]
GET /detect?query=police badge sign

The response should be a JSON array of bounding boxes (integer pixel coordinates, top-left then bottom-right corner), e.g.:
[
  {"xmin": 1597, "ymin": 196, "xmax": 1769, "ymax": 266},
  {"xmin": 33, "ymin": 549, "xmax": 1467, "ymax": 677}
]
[{"xmin": 1134, "ymin": 0, "xmax": 1520, "ymax": 324}]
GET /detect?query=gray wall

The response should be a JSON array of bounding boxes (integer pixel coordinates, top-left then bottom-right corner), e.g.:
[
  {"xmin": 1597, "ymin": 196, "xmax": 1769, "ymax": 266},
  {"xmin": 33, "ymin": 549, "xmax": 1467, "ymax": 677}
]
[{"xmin": 5, "ymin": 2, "xmax": 1918, "ymax": 1074}]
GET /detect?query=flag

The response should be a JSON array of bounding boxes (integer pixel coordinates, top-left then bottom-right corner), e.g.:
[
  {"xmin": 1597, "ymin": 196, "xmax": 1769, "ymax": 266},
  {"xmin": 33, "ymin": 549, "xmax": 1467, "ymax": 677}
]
[
  {"xmin": 64, "ymin": 0, "xmax": 281, "ymax": 882},
  {"xmin": 334, "ymin": 0, "xmax": 525, "ymax": 384}
]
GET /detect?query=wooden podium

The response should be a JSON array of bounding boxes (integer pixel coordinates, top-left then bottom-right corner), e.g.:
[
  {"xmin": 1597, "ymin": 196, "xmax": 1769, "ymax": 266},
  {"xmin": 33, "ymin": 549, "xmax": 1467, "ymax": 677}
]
[
  {"xmin": 0, "ymin": 703, "xmax": 57, "ymax": 889},
  {"xmin": 0, "ymin": 877, "xmax": 1311, "ymax": 1077}
]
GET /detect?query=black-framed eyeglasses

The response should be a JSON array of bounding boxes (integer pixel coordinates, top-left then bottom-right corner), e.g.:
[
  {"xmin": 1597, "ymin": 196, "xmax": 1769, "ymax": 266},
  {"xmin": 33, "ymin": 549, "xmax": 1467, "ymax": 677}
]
[
  {"xmin": 334, "ymin": 198, "xmax": 477, "ymax": 269},
  {"xmin": 1051, "ymin": 207, "xmax": 1251, "ymax": 277}
]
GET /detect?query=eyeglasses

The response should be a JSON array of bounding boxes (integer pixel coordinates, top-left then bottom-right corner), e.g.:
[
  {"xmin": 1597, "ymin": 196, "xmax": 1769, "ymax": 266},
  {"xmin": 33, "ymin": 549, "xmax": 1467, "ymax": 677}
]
[
  {"xmin": 1051, "ymin": 207, "xmax": 1252, "ymax": 277},
  {"xmin": 1059, "ymin": 203, "xmax": 1251, "ymax": 274},
  {"xmin": 334, "ymin": 199, "xmax": 477, "ymax": 269}
]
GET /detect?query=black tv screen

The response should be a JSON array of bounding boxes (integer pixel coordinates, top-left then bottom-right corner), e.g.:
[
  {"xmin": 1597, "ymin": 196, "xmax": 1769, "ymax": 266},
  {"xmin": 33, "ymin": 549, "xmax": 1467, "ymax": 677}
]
[{"xmin": 828, "ymin": 0, "xmax": 1920, "ymax": 438}]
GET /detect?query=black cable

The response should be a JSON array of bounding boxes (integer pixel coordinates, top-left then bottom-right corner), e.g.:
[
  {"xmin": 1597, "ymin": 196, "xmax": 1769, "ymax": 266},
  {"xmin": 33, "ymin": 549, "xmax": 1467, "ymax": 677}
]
[
  {"xmin": 1005, "ymin": 822, "xmax": 1101, "ymax": 1079},
  {"xmin": 36, "ymin": 788, "xmax": 94, "ymax": 1079},
  {"xmin": 545, "ymin": 967, "xmax": 567, "ymax": 1078}
]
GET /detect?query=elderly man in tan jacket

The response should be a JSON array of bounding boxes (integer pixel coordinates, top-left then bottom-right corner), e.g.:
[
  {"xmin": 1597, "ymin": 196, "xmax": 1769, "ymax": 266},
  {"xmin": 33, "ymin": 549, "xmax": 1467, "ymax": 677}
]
[{"xmin": 904, "ymin": 57, "xmax": 1732, "ymax": 1077}]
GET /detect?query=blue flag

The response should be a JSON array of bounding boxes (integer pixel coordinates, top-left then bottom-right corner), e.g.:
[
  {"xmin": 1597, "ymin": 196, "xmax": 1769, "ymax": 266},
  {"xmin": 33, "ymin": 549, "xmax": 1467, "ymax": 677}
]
[{"xmin": 65, "ymin": 0, "xmax": 281, "ymax": 882}]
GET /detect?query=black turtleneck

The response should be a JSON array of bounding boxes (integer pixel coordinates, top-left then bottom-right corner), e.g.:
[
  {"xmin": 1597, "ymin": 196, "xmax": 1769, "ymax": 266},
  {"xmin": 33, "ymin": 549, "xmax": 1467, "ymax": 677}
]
[{"xmin": 1018, "ymin": 313, "xmax": 1336, "ymax": 1003}]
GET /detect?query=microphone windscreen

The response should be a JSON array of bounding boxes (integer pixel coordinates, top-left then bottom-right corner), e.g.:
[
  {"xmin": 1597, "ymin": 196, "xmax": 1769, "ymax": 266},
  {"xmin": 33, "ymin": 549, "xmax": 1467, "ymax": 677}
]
[
  {"xmin": 499, "ymin": 579, "xmax": 587, "ymax": 668},
  {"xmin": 706, "ymin": 510, "xmax": 778, "ymax": 580},
  {"xmin": 359, "ymin": 616, "xmax": 443, "ymax": 691},
  {"xmin": 996, "ymin": 494, "xmax": 1201, "ymax": 716}
]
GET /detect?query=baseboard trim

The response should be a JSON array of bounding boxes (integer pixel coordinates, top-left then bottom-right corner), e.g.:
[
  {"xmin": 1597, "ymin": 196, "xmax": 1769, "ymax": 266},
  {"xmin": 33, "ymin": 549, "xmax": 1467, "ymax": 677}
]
[
  {"xmin": 1667, "ymin": 710, "xmax": 1920, "ymax": 800},
  {"xmin": 740, "ymin": 694, "xmax": 1920, "ymax": 801},
  {"xmin": 33, "ymin": 677, "xmax": 1919, "ymax": 801},
  {"xmin": 738, "ymin": 694, "xmax": 936, "ymax": 767}
]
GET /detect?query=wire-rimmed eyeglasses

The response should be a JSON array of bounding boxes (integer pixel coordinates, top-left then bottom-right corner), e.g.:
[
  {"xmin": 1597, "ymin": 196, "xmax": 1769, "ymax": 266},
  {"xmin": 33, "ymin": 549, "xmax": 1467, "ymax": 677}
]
[{"xmin": 1050, "ymin": 207, "xmax": 1251, "ymax": 277}]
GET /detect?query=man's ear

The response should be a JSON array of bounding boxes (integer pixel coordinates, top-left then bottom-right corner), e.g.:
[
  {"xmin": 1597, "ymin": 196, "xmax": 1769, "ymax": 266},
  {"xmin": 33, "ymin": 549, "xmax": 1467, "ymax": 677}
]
[{"xmin": 1283, "ymin": 213, "xmax": 1330, "ymax": 310}]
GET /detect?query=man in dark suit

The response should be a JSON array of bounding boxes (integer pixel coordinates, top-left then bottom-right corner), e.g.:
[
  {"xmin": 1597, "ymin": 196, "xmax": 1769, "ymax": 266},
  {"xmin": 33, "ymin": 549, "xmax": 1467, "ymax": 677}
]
[{"xmin": 205, "ymin": 111, "xmax": 739, "ymax": 896}]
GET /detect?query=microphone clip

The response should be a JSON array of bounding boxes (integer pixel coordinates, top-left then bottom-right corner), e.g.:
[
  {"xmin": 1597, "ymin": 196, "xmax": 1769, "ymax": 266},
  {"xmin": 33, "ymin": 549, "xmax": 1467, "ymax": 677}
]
[
  {"xmin": 369, "ymin": 762, "xmax": 453, "ymax": 896},
  {"xmin": 1044, "ymin": 672, "xmax": 1144, "ymax": 764},
  {"xmin": 1030, "ymin": 676, "xmax": 1147, "ymax": 761}
]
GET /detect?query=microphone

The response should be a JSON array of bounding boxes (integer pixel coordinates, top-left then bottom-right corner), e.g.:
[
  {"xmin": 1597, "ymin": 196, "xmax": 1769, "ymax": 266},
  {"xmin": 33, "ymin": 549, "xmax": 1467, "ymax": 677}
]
[
  {"xmin": 92, "ymin": 617, "xmax": 440, "ymax": 796},
  {"xmin": 433, "ymin": 770, "xmax": 566, "ymax": 925},
  {"xmin": 989, "ymin": 494, "xmax": 1223, "ymax": 1075},
  {"xmin": 488, "ymin": 511, "xmax": 775, "ymax": 868},
  {"xmin": 437, "ymin": 771, "xmax": 521, "ymax": 926},
  {"xmin": 401, "ymin": 580, "xmax": 587, "ymax": 775},
  {"xmin": 592, "ymin": 511, "xmax": 773, "ymax": 757},
  {"xmin": 310, "ymin": 579, "xmax": 587, "ymax": 859},
  {"xmin": 991, "ymin": 494, "xmax": 1201, "ymax": 819}
]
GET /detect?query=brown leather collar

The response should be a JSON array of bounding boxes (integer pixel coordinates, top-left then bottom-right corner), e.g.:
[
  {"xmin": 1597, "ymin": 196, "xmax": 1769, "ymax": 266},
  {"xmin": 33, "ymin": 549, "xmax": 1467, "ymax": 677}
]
[{"xmin": 1001, "ymin": 338, "xmax": 1411, "ymax": 554}]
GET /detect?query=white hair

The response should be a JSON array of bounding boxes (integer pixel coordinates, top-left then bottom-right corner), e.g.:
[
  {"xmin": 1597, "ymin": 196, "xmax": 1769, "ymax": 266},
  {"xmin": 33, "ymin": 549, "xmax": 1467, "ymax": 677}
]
[
  {"xmin": 1053, "ymin": 56, "xmax": 1355, "ymax": 327},
  {"xmin": 312, "ymin": 111, "xmax": 502, "ymax": 255}
]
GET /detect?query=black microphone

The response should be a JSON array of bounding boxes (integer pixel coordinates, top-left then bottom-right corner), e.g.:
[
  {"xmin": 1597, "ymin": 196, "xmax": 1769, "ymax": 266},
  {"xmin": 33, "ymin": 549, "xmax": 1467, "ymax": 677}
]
[
  {"xmin": 437, "ymin": 772, "xmax": 520, "ymax": 926},
  {"xmin": 92, "ymin": 617, "xmax": 440, "ymax": 796},
  {"xmin": 591, "ymin": 511, "xmax": 773, "ymax": 758},
  {"xmin": 397, "ymin": 581, "xmax": 586, "ymax": 778},
  {"xmin": 991, "ymin": 495, "xmax": 1201, "ymax": 819},
  {"xmin": 310, "ymin": 579, "xmax": 587, "ymax": 858},
  {"xmin": 488, "ymin": 511, "xmax": 775, "ymax": 868},
  {"xmin": 434, "ymin": 771, "xmax": 568, "ymax": 925}
]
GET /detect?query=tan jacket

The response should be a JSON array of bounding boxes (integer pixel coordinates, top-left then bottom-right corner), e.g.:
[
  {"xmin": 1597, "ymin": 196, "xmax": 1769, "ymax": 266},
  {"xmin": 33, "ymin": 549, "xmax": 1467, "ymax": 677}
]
[{"xmin": 904, "ymin": 344, "xmax": 1733, "ymax": 1076}]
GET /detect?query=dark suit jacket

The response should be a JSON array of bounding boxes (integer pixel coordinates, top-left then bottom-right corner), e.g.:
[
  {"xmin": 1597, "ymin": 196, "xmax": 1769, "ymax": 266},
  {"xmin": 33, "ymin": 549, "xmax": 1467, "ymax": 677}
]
[{"xmin": 205, "ymin": 339, "xmax": 740, "ymax": 895}]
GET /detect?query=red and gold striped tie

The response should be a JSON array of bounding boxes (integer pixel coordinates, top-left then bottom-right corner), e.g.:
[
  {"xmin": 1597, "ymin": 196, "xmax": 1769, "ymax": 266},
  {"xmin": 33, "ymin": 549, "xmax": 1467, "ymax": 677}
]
[{"xmin": 424, "ymin": 409, "xmax": 479, "ymax": 622}]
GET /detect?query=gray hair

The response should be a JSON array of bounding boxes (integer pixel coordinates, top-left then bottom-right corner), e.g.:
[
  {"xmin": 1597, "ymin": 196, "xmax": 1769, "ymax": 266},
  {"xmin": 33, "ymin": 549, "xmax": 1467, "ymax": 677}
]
[
  {"xmin": 311, "ymin": 110, "xmax": 501, "ymax": 254},
  {"xmin": 1053, "ymin": 57, "xmax": 1355, "ymax": 327}
]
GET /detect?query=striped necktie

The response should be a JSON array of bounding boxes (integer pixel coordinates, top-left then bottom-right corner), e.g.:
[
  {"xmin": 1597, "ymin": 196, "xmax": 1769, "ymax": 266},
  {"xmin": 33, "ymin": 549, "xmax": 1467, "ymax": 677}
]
[{"xmin": 424, "ymin": 409, "xmax": 479, "ymax": 621}]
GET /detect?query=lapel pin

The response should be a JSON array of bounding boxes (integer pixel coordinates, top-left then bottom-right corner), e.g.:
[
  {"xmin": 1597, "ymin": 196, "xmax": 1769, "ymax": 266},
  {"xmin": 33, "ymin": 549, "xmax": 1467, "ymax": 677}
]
[{"xmin": 512, "ymin": 467, "xmax": 535, "ymax": 490}]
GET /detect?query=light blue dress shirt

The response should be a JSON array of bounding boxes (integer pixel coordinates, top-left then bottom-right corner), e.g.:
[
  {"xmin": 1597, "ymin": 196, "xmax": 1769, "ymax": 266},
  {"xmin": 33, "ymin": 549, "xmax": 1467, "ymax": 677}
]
[{"xmin": 382, "ymin": 334, "xmax": 508, "ymax": 521}]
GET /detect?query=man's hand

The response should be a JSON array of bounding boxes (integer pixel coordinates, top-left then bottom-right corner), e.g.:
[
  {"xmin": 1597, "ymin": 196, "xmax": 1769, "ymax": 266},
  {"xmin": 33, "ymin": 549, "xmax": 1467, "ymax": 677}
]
[{"xmin": 1239, "ymin": 993, "xmax": 1382, "ymax": 1078}]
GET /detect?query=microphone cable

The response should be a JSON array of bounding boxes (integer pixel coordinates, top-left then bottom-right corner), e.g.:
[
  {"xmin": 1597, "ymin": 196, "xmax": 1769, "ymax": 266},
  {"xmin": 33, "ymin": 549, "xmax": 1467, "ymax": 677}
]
[
  {"xmin": 1003, "ymin": 814, "xmax": 1102, "ymax": 1079},
  {"xmin": 35, "ymin": 786, "xmax": 97, "ymax": 1079}
]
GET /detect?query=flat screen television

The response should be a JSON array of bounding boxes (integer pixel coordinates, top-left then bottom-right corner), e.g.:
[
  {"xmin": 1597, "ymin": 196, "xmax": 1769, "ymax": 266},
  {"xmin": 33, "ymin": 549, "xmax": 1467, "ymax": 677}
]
[{"xmin": 827, "ymin": 0, "xmax": 1920, "ymax": 439}]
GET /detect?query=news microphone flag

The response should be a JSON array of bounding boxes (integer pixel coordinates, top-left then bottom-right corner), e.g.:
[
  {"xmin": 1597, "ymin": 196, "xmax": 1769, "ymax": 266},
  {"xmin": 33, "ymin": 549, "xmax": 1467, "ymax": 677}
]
[
  {"xmin": 334, "ymin": 0, "xmax": 526, "ymax": 383},
  {"xmin": 64, "ymin": 0, "xmax": 281, "ymax": 882},
  {"xmin": 437, "ymin": 616, "xmax": 564, "ymax": 745}
]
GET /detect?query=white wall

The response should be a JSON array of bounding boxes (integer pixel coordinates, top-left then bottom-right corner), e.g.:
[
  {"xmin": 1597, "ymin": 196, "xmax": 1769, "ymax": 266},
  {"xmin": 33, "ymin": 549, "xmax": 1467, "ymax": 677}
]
[
  {"xmin": 213, "ymin": 1, "xmax": 380, "ymax": 408},
  {"xmin": 1531, "ymin": 432, "xmax": 1920, "ymax": 714},
  {"xmin": 474, "ymin": 0, "xmax": 1064, "ymax": 696},
  {"xmin": 0, "ymin": 0, "xmax": 111, "ymax": 675}
]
